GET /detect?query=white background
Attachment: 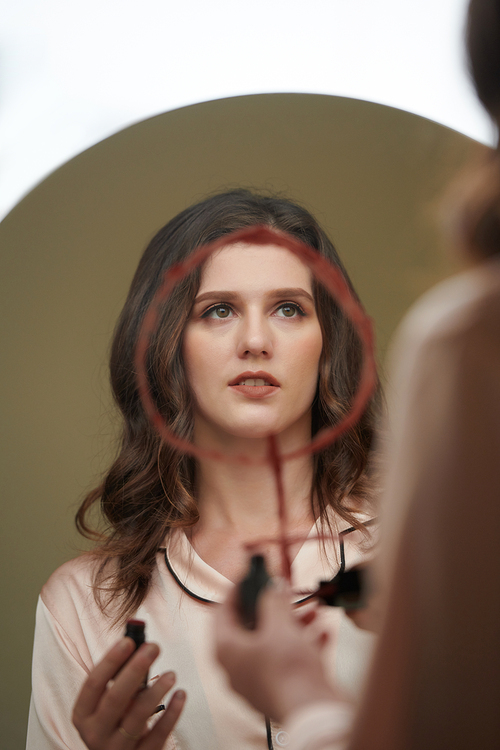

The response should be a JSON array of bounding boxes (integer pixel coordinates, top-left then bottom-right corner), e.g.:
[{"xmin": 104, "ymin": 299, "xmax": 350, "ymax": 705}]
[{"xmin": 0, "ymin": 0, "xmax": 494, "ymax": 221}]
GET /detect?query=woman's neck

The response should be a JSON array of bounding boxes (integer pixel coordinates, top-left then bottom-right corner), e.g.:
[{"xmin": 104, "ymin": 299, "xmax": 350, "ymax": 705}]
[
  {"xmin": 186, "ymin": 415, "xmax": 319, "ymax": 580},
  {"xmin": 188, "ymin": 452, "xmax": 316, "ymax": 582},
  {"xmin": 195, "ymin": 454, "xmax": 314, "ymax": 532}
]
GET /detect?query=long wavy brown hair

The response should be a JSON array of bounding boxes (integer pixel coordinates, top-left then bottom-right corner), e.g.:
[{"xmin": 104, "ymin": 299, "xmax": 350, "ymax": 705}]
[
  {"xmin": 467, "ymin": 0, "xmax": 500, "ymax": 121},
  {"xmin": 464, "ymin": 0, "xmax": 500, "ymax": 258},
  {"xmin": 76, "ymin": 189, "xmax": 380, "ymax": 621}
]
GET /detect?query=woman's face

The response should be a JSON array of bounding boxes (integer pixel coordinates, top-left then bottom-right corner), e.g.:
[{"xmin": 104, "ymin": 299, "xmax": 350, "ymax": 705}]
[{"xmin": 183, "ymin": 242, "xmax": 323, "ymax": 450}]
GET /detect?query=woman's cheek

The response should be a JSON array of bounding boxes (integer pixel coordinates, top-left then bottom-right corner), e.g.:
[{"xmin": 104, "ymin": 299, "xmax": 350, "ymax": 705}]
[{"xmin": 295, "ymin": 328, "xmax": 323, "ymax": 373}]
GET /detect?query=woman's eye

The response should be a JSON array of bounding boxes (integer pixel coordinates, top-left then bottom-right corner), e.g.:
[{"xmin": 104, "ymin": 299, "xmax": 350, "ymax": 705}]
[
  {"xmin": 203, "ymin": 305, "xmax": 233, "ymax": 319},
  {"xmin": 276, "ymin": 303, "xmax": 304, "ymax": 318}
]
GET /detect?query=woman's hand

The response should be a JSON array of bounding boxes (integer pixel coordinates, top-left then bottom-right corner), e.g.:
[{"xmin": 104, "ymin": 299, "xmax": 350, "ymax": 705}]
[
  {"xmin": 344, "ymin": 599, "xmax": 383, "ymax": 632},
  {"xmin": 72, "ymin": 637, "xmax": 186, "ymax": 749},
  {"xmin": 214, "ymin": 583, "xmax": 339, "ymax": 724},
  {"xmin": 342, "ymin": 564, "xmax": 384, "ymax": 633}
]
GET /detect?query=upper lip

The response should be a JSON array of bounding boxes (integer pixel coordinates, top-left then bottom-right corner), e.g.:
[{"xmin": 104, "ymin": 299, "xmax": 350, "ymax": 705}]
[{"xmin": 229, "ymin": 371, "xmax": 280, "ymax": 387}]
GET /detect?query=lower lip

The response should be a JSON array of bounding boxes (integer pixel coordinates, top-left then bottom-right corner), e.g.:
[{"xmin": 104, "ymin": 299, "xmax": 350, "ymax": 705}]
[{"xmin": 229, "ymin": 385, "xmax": 279, "ymax": 399}]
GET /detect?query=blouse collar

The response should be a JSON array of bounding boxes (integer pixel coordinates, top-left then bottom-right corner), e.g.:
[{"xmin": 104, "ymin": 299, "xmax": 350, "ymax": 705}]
[{"xmin": 163, "ymin": 515, "xmax": 353, "ymax": 604}]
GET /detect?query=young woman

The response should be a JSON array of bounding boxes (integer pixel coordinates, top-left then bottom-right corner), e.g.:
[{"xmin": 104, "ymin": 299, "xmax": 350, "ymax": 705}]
[
  {"xmin": 215, "ymin": 2, "xmax": 500, "ymax": 749},
  {"xmin": 27, "ymin": 190, "xmax": 379, "ymax": 750}
]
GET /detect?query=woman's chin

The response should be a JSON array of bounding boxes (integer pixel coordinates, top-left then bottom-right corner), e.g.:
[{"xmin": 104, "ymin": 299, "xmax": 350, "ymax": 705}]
[
  {"xmin": 216, "ymin": 420, "xmax": 309, "ymax": 448},
  {"xmin": 225, "ymin": 424, "xmax": 282, "ymax": 441},
  {"xmin": 193, "ymin": 409, "xmax": 312, "ymax": 452}
]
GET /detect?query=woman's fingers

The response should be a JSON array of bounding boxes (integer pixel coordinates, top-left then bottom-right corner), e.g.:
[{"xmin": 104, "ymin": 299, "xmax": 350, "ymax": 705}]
[
  {"xmin": 214, "ymin": 586, "xmax": 249, "ymax": 652},
  {"xmin": 257, "ymin": 583, "xmax": 295, "ymax": 631},
  {"xmin": 297, "ymin": 607, "xmax": 318, "ymax": 627},
  {"xmin": 113, "ymin": 671, "xmax": 178, "ymax": 747},
  {"xmin": 317, "ymin": 630, "xmax": 330, "ymax": 649},
  {"xmin": 72, "ymin": 637, "xmax": 186, "ymax": 750},
  {"xmin": 73, "ymin": 638, "xmax": 136, "ymax": 723},
  {"xmin": 140, "ymin": 689, "xmax": 187, "ymax": 750},
  {"xmin": 219, "ymin": 583, "xmax": 243, "ymax": 627},
  {"xmin": 93, "ymin": 643, "xmax": 160, "ymax": 734}
]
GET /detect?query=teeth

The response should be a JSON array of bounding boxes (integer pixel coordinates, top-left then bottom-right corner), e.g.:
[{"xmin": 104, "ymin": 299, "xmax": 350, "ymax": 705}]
[{"xmin": 239, "ymin": 378, "xmax": 271, "ymax": 386}]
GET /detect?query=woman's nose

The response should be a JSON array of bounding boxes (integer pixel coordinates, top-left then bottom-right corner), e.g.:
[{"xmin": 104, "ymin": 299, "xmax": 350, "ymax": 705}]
[{"xmin": 236, "ymin": 314, "xmax": 274, "ymax": 358}]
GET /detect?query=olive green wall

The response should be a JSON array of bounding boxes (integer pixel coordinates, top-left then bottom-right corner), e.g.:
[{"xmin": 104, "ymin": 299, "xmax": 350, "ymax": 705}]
[{"xmin": 0, "ymin": 93, "xmax": 477, "ymax": 748}]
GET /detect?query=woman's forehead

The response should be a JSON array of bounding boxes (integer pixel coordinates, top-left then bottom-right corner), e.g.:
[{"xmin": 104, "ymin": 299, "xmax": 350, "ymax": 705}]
[{"xmin": 198, "ymin": 242, "xmax": 313, "ymax": 294}]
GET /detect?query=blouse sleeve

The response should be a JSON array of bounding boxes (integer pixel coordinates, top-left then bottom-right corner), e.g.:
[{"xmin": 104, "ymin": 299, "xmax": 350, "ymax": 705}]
[{"xmin": 26, "ymin": 596, "xmax": 91, "ymax": 750}]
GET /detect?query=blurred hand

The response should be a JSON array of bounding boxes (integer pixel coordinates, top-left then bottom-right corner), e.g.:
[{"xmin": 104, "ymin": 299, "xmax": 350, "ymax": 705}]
[
  {"xmin": 343, "ymin": 564, "xmax": 383, "ymax": 633},
  {"xmin": 72, "ymin": 638, "xmax": 186, "ymax": 750},
  {"xmin": 344, "ymin": 597, "xmax": 383, "ymax": 632},
  {"xmin": 214, "ymin": 583, "xmax": 339, "ymax": 724}
]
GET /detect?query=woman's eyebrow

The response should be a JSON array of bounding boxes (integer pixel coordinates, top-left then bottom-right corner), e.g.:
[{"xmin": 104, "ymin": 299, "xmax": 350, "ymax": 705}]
[
  {"xmin": 269, "ymin": 288, "xmax": 314, "ymax": 303},
  {"xmin": 193, "ymin": 288, "xmax": 314, "ymax": 304},
  {"xmin": 193, "ymin": 291, "xmax": 240, "ymax": 304}
]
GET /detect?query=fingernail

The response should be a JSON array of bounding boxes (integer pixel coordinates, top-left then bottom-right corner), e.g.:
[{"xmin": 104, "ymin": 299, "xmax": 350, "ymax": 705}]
[
  {"xmin": 144, "ymin": 643, "xmax": 158, "ymax": 657},
  {"xmin": 118, "ymin": 637, "xmax": 132, "ymax": 651},
  {"xmin": 163, "ymin": 671, "xmax": 175, "ymax": 681},
  {"xmin": 174, "ymin": 689, "xmax": 186, "ymax": 700}
]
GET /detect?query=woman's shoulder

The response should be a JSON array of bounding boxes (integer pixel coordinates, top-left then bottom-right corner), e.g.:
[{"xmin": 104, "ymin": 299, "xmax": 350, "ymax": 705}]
[
  {"xmin": 393, "ymin": 259, "xmax": 500, "ymax": 356},
  {"xmin": 323, "ymin": 507, "xmax": 377, "ymax": 559},
  {"xmin": 385, "ymin": 259, "xmax": 500, "ymax": 408},
  {"xmin": 42, "ymin": 553, "xmax": 100, "ymax": 591},
  {"xmin": 36, "ymin": 555, "xmax": 124, "ymax": 672},
  {"xmin": 40, "ymin": 553, "xmax": 110, "ymax": 622}
]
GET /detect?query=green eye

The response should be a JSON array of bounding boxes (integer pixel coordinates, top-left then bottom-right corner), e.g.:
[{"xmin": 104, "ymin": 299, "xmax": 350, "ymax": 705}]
[
  {"xmin": 275, "ymin": 303, "xmax": 305, "ymax": 318},
  {"xmin": 202, "ymin": 304, "xmax": 232, "ymax": 319}
]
